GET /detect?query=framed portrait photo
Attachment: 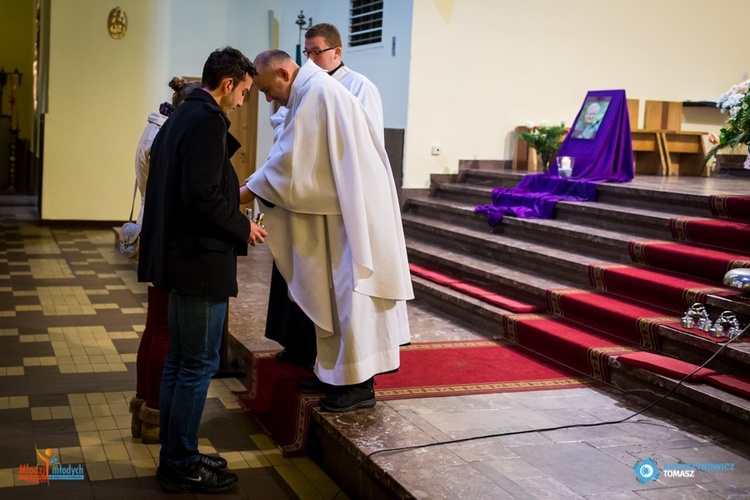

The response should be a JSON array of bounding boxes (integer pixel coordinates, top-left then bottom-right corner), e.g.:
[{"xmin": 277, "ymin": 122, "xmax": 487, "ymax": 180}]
[{"xmin": 571, "ymin": 96, "xmax": 612, "ymax": 140}]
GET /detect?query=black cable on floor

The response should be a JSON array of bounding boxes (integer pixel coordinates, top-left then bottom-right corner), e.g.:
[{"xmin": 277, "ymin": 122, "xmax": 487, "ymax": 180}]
[{"xmin": 330, "ymin": 326, "xmax": 747, "ymax": 499}]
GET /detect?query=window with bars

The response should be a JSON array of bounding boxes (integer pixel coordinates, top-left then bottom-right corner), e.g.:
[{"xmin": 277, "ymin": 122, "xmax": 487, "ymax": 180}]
[{"xmin": 349, "ymin": 0, "xmax": 383, "ymax": 47}]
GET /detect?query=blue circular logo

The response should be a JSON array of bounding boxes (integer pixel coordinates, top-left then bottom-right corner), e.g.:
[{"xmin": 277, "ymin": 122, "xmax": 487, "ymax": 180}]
[{"xmin": 634, "ymin": 458, "xmax": 660, "ymax": 484}]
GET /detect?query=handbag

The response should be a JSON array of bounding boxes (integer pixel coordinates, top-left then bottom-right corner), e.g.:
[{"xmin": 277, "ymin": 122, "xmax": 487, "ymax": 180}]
[{"xmin": 118, "ymin": 182, "xmax": 141, "ymax": 259}]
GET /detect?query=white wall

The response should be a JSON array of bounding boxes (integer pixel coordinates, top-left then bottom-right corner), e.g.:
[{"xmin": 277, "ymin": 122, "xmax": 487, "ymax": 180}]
[
  {"xmin": 405, "ymin": 0, "xmax": 750, "ymax": 187},
  {"xmin": 41, "ymin": 0, "xmax": 750, "ymax": 220},
  {"xmin": 43, "ymin": 0, "xmax": 158, "ymax": 221},
  {"xmin": 42, "ymin": 0, "xmax": 278, "ymax": 221},
  {"xmin": 164, "ymin": 0, "xmax": 280, "ymax": 175},
  {"xmin": 271, "ymin": 0, "xmax": 413, "ymax": 129}
]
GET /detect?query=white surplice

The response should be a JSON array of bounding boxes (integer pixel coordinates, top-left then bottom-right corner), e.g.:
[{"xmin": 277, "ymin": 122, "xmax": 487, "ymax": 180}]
[
  {"xmin": 247, "ymin": 60, "xmax": 413, "ymax": 385},
  {"xmin": 270, "ymin": 63, "xmax": 384, "ymax": 146},
  {"xmin": 332, "ymin": 64, "xmax": 384, "ymax": 144}
]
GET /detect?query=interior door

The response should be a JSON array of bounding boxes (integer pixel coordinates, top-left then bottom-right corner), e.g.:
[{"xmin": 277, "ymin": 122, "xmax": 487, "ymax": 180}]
[{"xmin": 228, "ymin": 86, "xmax": 259, "ymax": 210}]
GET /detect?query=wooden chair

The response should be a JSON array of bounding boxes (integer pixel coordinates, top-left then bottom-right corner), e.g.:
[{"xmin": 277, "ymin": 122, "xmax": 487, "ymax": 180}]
[
  {"xmin": 644, "ymin": 100, "xmax": 683, "ymax": 131},
  {"xmin": 639, "ymin": 100, "xmax": 708, "ymax": 176},
  {"xmin": 629, "ymin": 99, "xmax": 669, "ymax": 175},
  {"xmin": 626, "ymin": 99, "xmax": 640, "ymax": 130}
]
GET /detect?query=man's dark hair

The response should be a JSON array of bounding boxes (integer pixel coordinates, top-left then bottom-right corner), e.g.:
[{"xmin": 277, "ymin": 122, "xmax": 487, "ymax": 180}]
[{"xmin": 201, "ymin": 46, "xmax": 257, "ymax": 90}]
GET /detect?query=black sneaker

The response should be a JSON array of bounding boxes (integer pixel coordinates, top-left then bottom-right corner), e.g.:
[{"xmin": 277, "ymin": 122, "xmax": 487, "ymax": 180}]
[
  {"xmin": 296, "ymin": 376, "xmax": 332, "ymax": 394},
  {"xmin": 159, "ymin": 455, "xmax": 227, "ymax": 476},
  {"xmin": 199, "ymin": 453, "xmax": 228, "ymax": 471},
  {"xmin": 159, "ymin": 460, "xmax": 237, "ymax": 494},
  {"xmin": 155, "ymin": 462, "xmax": 167, "ymax": 482},
  {"xmin": 319, "ymin": 378, "xmax": 376, "ymax": 412}
]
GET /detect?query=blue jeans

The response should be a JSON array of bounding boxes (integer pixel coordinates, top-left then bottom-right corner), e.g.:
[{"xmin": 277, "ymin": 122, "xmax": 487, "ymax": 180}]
[{"xmin": 159, "ymin": 292, "xmax": 227, "ymax": 470}]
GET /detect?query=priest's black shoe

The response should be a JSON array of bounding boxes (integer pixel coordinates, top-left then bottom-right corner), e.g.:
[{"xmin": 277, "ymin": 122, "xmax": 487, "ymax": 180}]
[
  {"xmin": 158, "ymin": 460, "xmax": 237, "ymax": 494},
  {"xmin": 319, "ymin": 378, "xmax": 376, "ymax": 412},
  {"xmin": 296, "ymin": 375, "xmax": 331, "ymax": 393},
  {"xmin": 275, "ymin": 349, "xmax": 315, "ymax": 370}
]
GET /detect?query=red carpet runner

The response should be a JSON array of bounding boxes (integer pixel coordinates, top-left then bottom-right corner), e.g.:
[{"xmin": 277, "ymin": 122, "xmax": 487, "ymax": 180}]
[
  {"xmin": 709, "ymin": 195, "xmax": 750, "ymax": 222},
  {"xmin": 629, "ymin": 240, "xmax": 750, "ymax": 283},
  {"xmin": 588, "ymin": 263, "xmax": 729, "ymax": 312},
  {"xmin": 236, "ymin": 341, "xmax": 591, "ymax": 455},
  {"xmin": 670, "ymin": 217, "xmax": 750, "ymax": 255},
  {"xmin": 409, "ymin": 263, "xmax": 543, "ymax": 313},
  {"xmin": 503, "ymin": 313, "xmax": 640, "ymax": 381}
]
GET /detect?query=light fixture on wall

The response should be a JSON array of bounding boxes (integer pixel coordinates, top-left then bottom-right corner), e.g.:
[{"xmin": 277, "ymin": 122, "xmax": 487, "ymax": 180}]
[
  {"xmin": 108, "ymin": 7, "xmax": 127, "ymax": 40},
  {"xmin": 294, "ymin": 10, "xmax": 312, "ymax": 65}
]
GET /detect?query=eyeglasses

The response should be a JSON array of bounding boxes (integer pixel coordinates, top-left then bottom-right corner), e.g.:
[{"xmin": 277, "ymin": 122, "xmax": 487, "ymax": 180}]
[{"xmin": 303, "ymin": 47, "xmax": 337, "ymax": 57}]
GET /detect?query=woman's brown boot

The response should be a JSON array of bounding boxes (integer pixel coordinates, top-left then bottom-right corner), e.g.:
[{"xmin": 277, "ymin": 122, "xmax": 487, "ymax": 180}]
[
  {"xmin": 129, "ymin": 397, "xmax": 145, "ymax": 438},
  {"xmin": 139, "ymin": 404, "xmax": 160, "ymax": 444}
]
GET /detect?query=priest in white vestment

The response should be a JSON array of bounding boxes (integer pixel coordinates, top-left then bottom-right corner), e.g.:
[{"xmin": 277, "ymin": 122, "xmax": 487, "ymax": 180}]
[
  {"xmin": 244, "ymin": 50, "xmax": 413, "ymax": 412},
  {"xmin": 263, "ymin": 23, "xmax": 409, "ymax": 373}
]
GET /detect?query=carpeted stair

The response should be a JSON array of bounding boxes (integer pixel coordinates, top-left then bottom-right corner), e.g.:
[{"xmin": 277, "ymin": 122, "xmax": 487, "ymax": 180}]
[{"xmin": 402, "ymin": 163, "xmax": 750, "ymax": 443}]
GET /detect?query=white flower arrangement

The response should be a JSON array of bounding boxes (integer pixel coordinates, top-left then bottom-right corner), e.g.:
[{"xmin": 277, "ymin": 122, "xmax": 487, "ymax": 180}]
[{"xmin": 707, "ymin": 79, "xmax": 750, "ymax": 162}]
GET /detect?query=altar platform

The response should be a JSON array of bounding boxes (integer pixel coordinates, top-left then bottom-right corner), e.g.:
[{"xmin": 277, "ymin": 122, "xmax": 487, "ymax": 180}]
[{"xmin": 228, "ymin": 171, "xmax": 750, "ymax": 498}]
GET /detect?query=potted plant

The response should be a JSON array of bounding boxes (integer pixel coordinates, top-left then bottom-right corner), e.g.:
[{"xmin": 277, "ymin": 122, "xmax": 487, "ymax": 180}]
[
  {"xmin": 518, "ymin": 120, "xmax": 567, "ymax": 172},
  {"xmin": 706, "ymin": 79, "xmax": 750, "ymax": 170}
]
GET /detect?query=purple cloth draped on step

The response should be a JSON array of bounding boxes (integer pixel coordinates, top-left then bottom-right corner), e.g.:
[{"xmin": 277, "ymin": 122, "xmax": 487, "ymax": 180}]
[
  {"xmin": 476, "ymin": 90, "xmax": 634, "ymax": 226},
  {"xmin": 477, "ymin": 175, "xmax": 597, "ymax": 227}
]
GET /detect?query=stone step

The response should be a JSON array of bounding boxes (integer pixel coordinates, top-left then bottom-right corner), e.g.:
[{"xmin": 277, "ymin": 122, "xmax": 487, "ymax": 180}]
[
  {"xmin": 406, "ymin": 238, "xmax": 564, "ymax": 307},
  {"xmin": 411, "ymin": 188, "xmax": 710, "ymax": 249},
  {"xmin": 596, "ymin": 183, "xmax": 711, "ymax": 217},
  {"xmin": 407, "ymin": 197, "xmax": 750, "ymax": 317},
  {"xmin": 404, "ymin": 163, "xmax": 750, "ymax": 445},
  {"xmin": 405, "ymin": 207, "xmax": 747, "ymax": 321},
  {"xmin": 457, "ymin": 167, "xmax": 520, "ymax": 187},
  {"xmin": 553, "ymin": 200, "xmax": 673, "ymax": 240},
  {"xmin": 608, "ymin": 358, "xmax": 750, "ymax": 445},
  {"xmin": 451, "ymin": 166, "xmax": 714, "ymax": 217},
  {"xmin": 705, "ymin": 293, "xmax": 750, "ymax": 331},
  {"xmin": 410, "ymin": 264, "xmax": 750, "ymax": 426},
  {"xmin": 406, "ymin": 197, "xmax": 654, "ymax": 264},
  {"xmin": 658, "ymin": 324, "xmax": 750, "ymax": 372},
  {"xmin": 410, "ymin": 275, "xmax": 510, "ymax": 337},
  {"xmin": 431, "ymin": 181, "xmax": 494, "ymax": 206},
  {"xmin": 408, "ymin": 242, "xmax": 750, "ymax": 371},
  {"xmin": 401, "ymin": 212, "xmax": 600, "ymax": 287}
]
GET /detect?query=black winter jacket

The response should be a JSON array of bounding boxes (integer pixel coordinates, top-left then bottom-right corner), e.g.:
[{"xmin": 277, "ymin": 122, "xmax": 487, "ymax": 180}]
[{"xmin": 138, "ymin": 89, "xmax": 250, "ymax": 297}]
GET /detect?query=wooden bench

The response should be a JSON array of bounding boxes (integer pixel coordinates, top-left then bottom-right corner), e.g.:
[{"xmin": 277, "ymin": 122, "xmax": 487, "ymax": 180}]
[
  {"xmin": 661, "ymin": 130, "xmax": 708, "ymax": 176},
  {"xmin": 632, "ymin": 129, "xmax": 668, "ymax": 175},
  {"xmin": 512, "ymin": 125, "xmax": 537, "ymax": 171},
  {"xmin": 635, "ymin": 100, "xmax": 709, "ymax": 176}
]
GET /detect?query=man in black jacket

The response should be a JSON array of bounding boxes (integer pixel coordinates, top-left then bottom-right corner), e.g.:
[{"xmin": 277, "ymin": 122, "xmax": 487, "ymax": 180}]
[{"xmin": 138, "ymin": 47, "xmax": 266, "ymax": 494}]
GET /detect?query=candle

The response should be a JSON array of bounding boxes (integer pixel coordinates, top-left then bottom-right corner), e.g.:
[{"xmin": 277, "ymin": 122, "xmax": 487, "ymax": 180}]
[{"xmin": 561, "ymin": 157, "xmax": 571, "ymax": 170}]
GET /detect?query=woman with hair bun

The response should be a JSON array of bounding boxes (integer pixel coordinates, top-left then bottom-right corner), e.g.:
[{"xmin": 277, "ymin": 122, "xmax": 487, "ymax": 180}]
[{"xmin": 130, "ymin": 77, "xmax": 200, "ymax": 443}]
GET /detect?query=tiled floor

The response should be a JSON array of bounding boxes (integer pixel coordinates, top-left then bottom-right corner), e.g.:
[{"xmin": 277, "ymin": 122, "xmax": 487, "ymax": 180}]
[{"xmin": 0, "ymin": 204, "xmax": 340, "ymax": 499}]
